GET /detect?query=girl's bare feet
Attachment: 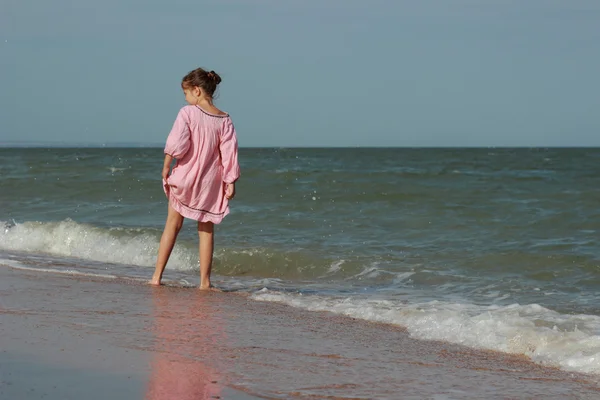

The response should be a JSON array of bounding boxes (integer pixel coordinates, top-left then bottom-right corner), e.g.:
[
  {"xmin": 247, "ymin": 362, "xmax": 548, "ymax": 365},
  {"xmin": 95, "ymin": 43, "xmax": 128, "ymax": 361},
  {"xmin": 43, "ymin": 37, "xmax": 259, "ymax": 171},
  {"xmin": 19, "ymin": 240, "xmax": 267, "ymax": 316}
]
[{"xmin": 199, "ymin": 284, "xmax": 222, "ymax": 292}]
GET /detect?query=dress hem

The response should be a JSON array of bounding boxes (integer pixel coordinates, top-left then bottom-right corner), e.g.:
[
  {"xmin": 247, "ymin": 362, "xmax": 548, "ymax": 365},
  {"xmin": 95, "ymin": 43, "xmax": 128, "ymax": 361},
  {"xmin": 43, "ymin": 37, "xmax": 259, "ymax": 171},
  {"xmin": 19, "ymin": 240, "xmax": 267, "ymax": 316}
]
[{"xmin": 163, "ymin": 181, "xmax": 229, "ymax": 224}]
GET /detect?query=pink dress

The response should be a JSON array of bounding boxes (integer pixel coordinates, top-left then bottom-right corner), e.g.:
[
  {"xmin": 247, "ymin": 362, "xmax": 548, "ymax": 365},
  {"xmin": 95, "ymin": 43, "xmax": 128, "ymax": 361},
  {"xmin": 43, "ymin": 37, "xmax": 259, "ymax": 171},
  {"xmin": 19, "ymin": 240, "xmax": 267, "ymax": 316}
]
[{"xmin": 163, "ymin": 105, "xmax": 240, "ymax": 224}]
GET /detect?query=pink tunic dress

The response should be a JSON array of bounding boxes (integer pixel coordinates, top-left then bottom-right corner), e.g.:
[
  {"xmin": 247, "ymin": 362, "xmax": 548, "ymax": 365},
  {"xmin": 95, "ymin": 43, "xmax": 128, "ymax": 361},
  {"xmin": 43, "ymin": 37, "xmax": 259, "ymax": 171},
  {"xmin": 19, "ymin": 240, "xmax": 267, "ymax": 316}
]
[{"xmin": 163, "ymin": 105, "xmax": 240, "ymax": 224}]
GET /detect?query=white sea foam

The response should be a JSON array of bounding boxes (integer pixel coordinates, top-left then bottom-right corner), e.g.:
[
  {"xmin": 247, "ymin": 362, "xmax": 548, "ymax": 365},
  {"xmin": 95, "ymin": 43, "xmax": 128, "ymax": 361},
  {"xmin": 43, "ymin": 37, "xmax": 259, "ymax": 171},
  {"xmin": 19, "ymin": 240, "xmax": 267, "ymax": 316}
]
[
  {"xmin": 0, "ymin": 219, "xmax": 196, "ymax": 270},
  {"xmin": 350, "ymin": 264, "xmax": 383, "ymax": 279},
  {"xmin": 108, "ymin": 166, "xmax": 126, "ymax": 174},
  {"xmin": 251, "ymin": 289, "xmax": 600, "ymax": 375},
  {"xmin": 392, "ymin": 271, "xmax": 415, "ymax": 284},
  {"xmin": 348, "ymin": 263, "xmax": 409, "ymax": 281},
  {"xmin": 325, "ymin": 259, "xmax": 345, "ymax": 274}
]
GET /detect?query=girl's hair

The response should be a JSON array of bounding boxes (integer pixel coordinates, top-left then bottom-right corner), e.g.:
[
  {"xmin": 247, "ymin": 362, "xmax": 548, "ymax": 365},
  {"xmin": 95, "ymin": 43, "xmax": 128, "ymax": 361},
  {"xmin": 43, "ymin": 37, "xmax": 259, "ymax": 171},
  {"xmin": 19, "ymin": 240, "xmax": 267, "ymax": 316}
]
[{"xmin": 181, "ymin": 68, "xmax": 222, "ymax": 98}]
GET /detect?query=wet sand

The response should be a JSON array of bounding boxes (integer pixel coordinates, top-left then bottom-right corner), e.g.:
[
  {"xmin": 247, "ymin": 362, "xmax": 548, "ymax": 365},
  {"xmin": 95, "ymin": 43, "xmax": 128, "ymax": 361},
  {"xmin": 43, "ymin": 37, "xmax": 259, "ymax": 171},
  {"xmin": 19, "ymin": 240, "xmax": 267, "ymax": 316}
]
[{"xmin": 1, "ymin": 266, "xmax": 599, "ymax": 399}]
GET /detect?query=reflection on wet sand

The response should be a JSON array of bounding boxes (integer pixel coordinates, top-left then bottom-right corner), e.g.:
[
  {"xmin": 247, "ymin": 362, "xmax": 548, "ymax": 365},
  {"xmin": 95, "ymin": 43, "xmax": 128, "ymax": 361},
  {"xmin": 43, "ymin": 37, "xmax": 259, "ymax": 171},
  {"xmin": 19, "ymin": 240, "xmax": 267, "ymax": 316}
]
[
  {"xmin": 2, "ymin": 266, "xmax": 600, "ymax": 399},
  {"xmin": 146, "ymin": 288, "xmax": 226, "ymax": 400}
]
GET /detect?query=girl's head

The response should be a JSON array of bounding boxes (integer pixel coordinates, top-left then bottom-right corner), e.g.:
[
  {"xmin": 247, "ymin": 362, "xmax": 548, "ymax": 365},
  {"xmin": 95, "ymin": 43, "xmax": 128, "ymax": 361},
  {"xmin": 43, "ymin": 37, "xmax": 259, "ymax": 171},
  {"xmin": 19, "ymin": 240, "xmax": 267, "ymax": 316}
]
[{"xmin": 181, "ymin": 68, "xmax": 222, "ymax": 105}]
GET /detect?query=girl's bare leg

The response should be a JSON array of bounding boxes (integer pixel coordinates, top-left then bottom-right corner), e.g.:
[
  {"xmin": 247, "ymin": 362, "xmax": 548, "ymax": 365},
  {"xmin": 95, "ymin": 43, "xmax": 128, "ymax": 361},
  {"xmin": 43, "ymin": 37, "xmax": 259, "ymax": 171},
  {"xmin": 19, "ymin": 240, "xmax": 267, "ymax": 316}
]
[
  {"xmin": 150, "ymin": 203, "xmax": 184, "ymax": 285},
  {"xmin": 198, "ymin": 221, "xmax": 214, "ymax": 290}
]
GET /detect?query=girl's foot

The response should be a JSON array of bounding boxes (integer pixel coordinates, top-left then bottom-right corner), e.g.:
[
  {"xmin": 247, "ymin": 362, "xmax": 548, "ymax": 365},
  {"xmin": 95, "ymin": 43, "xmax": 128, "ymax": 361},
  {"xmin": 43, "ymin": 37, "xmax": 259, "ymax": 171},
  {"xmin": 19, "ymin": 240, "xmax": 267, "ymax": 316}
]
[
  {"xmin": 149, "ymin": 276, "xmax": 162, "ymax": 286},
  {"xmin": 199, "ymin": 284, "xmax": 221, "ymax": 292}
]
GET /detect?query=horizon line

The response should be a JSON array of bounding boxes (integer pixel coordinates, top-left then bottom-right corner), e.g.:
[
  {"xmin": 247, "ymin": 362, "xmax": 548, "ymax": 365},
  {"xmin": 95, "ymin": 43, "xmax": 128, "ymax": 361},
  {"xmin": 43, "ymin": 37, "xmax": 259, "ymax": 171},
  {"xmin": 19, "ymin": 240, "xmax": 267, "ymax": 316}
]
[{"xmin": 1, "ymin": 143, "xmax": 600, "ymax": 149}]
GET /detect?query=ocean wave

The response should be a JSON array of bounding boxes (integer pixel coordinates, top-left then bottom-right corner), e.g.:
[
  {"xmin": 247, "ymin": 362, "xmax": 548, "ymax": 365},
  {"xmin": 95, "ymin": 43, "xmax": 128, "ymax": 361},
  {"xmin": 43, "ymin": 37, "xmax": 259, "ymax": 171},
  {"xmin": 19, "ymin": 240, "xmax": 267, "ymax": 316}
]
[
  {"xmin": 0, "ymin": 219, "xmax": 400, "ymax": 281},
  {"xmin": 0, "ymin": 219, "xmax": 196, "ymax": 270},
  {"xmin": 251, "ymin": 289, "xmax": 600, "ymax": 375}
]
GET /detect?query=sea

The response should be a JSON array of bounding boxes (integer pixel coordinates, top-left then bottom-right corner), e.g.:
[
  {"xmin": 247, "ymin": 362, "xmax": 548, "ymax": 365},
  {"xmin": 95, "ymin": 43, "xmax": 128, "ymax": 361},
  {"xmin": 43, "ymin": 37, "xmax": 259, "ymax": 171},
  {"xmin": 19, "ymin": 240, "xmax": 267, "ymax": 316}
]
[{"xmin": 1, "ymin": 147, "xmax": 600, "ymax": 375}]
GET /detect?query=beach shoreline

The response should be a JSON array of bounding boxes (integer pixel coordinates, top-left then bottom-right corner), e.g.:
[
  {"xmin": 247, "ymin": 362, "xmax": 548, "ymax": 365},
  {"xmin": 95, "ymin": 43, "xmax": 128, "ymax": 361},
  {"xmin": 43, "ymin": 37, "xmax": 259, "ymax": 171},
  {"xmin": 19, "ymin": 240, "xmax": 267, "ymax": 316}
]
[{"xmin": 1, "ymin": 266, "xmax": 599, "ymax": 399}]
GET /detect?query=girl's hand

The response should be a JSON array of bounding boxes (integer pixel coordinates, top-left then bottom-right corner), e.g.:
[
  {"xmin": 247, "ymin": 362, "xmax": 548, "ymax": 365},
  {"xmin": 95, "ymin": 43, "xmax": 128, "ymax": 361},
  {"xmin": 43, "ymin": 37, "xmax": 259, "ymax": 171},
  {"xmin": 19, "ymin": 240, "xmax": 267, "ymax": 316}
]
[
  {"xmin": 162, "ymin": 165, "xmax": 170, "ymax": 181},
  {"xmin": 225, "ymin": 182, "xmax": 236, "ymax": 200}
]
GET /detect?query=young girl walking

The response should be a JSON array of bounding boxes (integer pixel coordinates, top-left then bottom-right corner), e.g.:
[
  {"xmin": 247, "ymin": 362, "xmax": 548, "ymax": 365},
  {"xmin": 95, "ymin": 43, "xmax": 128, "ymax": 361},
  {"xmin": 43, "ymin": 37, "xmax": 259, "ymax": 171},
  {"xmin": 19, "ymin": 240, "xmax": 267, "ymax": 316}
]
[{"xmin": 150, "ymin": 68, "xmax": 240, "ymax": 289}]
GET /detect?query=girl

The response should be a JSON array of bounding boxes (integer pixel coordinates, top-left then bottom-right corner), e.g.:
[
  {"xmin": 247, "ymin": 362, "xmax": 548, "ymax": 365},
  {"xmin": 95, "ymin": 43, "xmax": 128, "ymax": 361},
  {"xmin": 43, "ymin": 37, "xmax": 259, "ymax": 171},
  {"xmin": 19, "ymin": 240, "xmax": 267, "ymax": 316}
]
[{"xmin": 150, "ymin": 68, "xmax": 240, "ymax": 289}]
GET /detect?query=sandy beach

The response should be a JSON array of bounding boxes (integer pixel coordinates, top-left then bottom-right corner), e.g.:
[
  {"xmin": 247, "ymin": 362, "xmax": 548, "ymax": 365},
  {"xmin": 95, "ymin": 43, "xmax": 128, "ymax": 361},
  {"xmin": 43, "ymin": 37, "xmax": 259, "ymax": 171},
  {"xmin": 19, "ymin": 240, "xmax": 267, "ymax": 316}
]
[{"xmin": 1, "ymin": 266, "xmax": 599, "ymax": 399}]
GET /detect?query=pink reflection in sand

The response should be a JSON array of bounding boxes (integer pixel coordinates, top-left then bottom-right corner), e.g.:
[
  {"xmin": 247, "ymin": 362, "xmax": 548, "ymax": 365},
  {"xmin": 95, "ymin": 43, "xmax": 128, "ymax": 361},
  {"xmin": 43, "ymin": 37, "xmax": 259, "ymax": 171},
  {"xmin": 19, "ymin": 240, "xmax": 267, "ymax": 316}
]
[{"xmin": 146, "ymin": 289, "xmax": 226, "ymax": 400}]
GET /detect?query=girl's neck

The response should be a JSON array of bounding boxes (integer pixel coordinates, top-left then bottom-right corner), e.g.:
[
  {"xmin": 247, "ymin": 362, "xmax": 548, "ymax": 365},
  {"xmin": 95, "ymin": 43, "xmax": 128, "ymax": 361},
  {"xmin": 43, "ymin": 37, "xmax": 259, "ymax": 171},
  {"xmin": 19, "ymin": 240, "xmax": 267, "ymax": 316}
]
[
  {"xmin": 195, "ymin": 97, "xmax": 228, "ymax": 116},
  {"xmin": 196, "ymin": 97, "xmax": 213, "ymax": 108}
]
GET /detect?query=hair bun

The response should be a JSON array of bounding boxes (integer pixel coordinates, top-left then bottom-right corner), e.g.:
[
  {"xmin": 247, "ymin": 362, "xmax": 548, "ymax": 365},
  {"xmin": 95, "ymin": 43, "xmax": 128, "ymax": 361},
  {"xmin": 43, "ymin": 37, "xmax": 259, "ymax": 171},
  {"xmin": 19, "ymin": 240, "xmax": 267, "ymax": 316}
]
[
  {"xmin": 208, "ymin": 70, "xmax": 222, "ymax": 85},
  {"xmin": 181, "ymin": 68, "xmax": 221, "ymax": 97}
]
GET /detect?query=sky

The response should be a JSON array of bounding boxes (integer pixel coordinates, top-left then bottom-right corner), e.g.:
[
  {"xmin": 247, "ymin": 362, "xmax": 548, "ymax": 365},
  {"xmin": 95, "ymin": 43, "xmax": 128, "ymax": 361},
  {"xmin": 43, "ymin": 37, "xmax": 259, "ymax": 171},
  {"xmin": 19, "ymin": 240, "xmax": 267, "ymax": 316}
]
[{"xmin": 1, "ymin": 0, "xmax": 599, "ymax": 147}]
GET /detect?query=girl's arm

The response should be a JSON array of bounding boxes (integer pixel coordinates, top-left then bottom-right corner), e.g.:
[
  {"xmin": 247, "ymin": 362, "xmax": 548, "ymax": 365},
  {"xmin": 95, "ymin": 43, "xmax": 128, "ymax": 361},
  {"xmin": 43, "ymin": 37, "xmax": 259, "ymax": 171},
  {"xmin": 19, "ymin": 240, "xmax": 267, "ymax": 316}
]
[
  {"xmin": 162, "ymin": 154, "xmax": 173, "ymax": 181},
  {"xmin": 164, "ymin": 108, "xmax": 192, "ymax": 160},
  {"xmin": 220, "ymin": 118, "xmax": 240, "ymax": 200},
  {"xmin": 219, "ymin": 118, "xmax": 240, "ymax": 184},
  {"xmin": 162, "ymin": 108, "xmax": 191, "ymax": 182}
]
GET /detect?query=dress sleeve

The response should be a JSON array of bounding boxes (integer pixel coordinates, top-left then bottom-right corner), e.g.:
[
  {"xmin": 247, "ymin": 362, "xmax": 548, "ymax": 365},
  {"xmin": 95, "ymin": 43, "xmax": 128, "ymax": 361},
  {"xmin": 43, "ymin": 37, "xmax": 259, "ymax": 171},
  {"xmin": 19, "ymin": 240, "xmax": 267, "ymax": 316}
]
[
  {"xmin": 220, "ymin": 117, "xmax": 241, "ymax": 184},
  {"xmin": 164, "ymin": 108, "xmax": 191, "ymax": 158}
]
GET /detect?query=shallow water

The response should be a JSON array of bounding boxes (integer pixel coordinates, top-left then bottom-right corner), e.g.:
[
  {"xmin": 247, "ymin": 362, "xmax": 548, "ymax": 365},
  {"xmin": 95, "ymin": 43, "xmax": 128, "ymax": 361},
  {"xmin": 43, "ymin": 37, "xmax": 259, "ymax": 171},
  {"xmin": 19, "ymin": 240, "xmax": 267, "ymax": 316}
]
[{"xmin": 3, "ymin": 267, "xmax": 600, "ymax": 399}]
